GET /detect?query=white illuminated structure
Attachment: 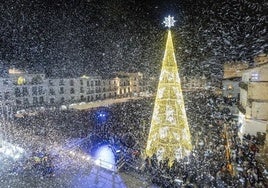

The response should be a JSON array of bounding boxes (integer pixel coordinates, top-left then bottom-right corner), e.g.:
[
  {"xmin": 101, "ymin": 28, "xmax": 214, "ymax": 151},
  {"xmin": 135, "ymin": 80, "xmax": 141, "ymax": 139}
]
[
  {"xmin": 94, "ymin": 145, "xmax": 116, "ymax": 171},
  {"xmin": 163, "ymin": 15, "xmax": 176, "ymax": 28}
]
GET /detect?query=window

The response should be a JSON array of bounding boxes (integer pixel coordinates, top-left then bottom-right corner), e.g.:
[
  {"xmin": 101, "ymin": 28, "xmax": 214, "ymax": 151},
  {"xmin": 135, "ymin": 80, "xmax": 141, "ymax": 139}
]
[
  {"xmin": 15, "ymin": 88, "xmax": 21, "ymax": 97},
  {"xmin": 38, "ymin": 86, "xmax": 44, "ymax": 95},
  {"xmin": 16, "ymin": 99, "xmax": 22, "ymax": 105},
  {"xmin": 22, "ymin": 87, "xmax": 29, "ymax": 96},
  {"xmin": 251, "ymin": 73, "xmax": 259, "ymax": 81},
  {"xmin": 59, "ymin": 87, "xmax": 64, "ymax": 94},
  {"xmin": 49, "ymin": 80, "xmax": 54, "ymax": 86},
  {"xmin": 80, "ymin": 79, "xmax": 83, "ymax": 85},
  {"xmin": 3, "ymin": 79, "xmax": 9, "ymax": 85},
  {"xmin": 80, "ymin": 95, "xmax": 84, "ymax": 101},
  {"xmin": 39, "ymin": 96, "xmax": 44, "ymax": 104},
  {"xmin": 33, "ymin": 97, "xmax": 38, "ymax": 105},
  {"xmin": 59, "ymin": 79, "xmax": 65, "ymax": 86},
  {"xmin": 70, "ymin": 88, "xmax": 75, "ymax": 94},
  {"xmin": 50, "ymin": 98, "xmax": 55, "ymax": 104},
  {"xmin": 80, "ymin": 87, "xmax": 84, "ymax": 93},
  {"xmin": 49, "ymin": 88, "xmax": 56, "ymax": 95},
  {"xmin": 23, "ymin": 98, "xmax": 29, "ymax": 105},
  {"xmin": 70, "ymin": 80, "xmax": 74, "ymax": 86},
  {"xmin": 32, "ymin": 86, "xmax": 38, "ymax": 95}
]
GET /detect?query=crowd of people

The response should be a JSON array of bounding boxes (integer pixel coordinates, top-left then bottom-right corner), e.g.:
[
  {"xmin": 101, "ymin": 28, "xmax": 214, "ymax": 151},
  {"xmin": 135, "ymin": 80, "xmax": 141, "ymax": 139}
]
[{"xmin": 1, "ymin": 91, "xmax": 267, "ymax": 187}]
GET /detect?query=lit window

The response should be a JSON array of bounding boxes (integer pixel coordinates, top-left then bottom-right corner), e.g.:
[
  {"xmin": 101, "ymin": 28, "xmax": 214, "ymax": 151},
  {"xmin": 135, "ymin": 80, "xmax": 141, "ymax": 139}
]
[{"xmin": 251, "ymin": 73, "xmax": 259, "ymax": 81}]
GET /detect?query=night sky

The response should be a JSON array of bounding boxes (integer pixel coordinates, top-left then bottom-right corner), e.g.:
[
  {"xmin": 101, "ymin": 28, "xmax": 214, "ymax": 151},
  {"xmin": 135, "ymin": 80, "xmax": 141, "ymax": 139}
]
[{"xmin": 0, "ymin": 0, "xmax": 267, "ymax": 78}]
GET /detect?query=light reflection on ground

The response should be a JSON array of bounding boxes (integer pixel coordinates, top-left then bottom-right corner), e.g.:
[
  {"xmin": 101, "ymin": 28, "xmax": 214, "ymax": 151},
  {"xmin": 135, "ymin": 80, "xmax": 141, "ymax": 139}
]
[{"xmin": 71, "ymin": 167, "xmax": 127, "ymax": 188}]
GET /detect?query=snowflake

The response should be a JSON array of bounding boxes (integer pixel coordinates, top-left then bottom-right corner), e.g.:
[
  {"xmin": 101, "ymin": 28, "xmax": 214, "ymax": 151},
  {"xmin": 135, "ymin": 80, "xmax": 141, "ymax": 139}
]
[{"xmin": 163, "ymin": 15, "xmax": 176, "ymax": 28}]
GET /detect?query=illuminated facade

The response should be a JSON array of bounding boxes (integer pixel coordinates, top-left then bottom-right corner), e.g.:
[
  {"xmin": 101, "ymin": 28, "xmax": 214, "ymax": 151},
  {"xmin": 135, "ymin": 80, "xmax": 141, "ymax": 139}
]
[
  {"xmin": 0, "ymin": 71, "xmax": 147, "ymax": 108},
  {"xmin": 145, "ymin": 29, "xmax": 192, "ymax": 166}
]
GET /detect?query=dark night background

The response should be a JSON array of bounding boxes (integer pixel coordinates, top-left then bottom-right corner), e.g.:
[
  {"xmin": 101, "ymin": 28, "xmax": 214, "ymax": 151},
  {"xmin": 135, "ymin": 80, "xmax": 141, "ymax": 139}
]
[{"xmin": 0, "ymin": 0, "xmax": 267, "ymax": 78}]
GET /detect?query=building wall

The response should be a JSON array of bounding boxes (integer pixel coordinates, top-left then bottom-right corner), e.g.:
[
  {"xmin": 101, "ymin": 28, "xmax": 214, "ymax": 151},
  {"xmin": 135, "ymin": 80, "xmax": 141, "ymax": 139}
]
[
  {"xmin": 238, "ymin": 62, "xmax": 268, "ymax": 136},
  {"xmin": 254, "ymin": 53, "xmax": 268, "ymax": 65},
  {"xmin": 0, "ymin": 77, "xmax": 14, "ymax": 106},
  {"xmin": 0, "ymin": 71, "xmax": 147, "ymax": 109},
  {"xmin": 223, "ymin": 61, "xmax": 248, "ymax": 79},
  {"xmin": 252, "ymin": 102, "xmax": 268, "ymax": 120},
  {"xmin": 248, "ymin": 82, "xmax": 268, "ymax": 101}
]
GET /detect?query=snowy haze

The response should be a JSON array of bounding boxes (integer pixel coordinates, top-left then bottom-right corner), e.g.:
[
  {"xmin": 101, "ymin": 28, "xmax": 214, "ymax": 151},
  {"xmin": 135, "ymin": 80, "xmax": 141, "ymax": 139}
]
[{"xmin": 0, "ymin": 0, "xmax": 267, "ymax": 78}]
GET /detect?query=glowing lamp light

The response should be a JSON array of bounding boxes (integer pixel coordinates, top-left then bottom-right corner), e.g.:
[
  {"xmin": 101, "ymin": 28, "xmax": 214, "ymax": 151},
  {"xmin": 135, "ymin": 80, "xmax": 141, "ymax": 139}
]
[
  {"xmin": 69, "ymin": 151, "xmax": 75, "ymax": 156},
  {"xmin": 1, "ymin": 142, "xmax": 25, "ymax": 161},
  {"xmin": 94, "ymin": 145, "xmax": 116, "ymax": 171},
  {"xmin": 98, "ymin": 113, "xmax": 105, "ymax": 117},
  {"xmin": 95, "ymin": 159, "xmax": 101, "ymax": 165},
  {"xmin": 17, "ymin": 76, "xmax": 26, "ymax": 85},
  {"xmin": 96, "ymin": 110, "xmax": 109, "ymax": 124}
]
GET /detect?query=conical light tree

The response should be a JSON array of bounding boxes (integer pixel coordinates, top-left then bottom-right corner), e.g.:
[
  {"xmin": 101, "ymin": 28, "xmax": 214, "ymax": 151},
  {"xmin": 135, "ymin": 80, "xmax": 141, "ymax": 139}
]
[{"xmin": 145, "ymin": 16, "xmax": 192, "ymax": 167}]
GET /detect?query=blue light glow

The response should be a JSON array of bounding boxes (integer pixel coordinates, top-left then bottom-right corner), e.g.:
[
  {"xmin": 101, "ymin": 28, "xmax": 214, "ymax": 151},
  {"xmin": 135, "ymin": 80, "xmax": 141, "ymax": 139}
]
[
  {"xmin": 96, "ymin": 110, "xmax": 109, "ymax": 124},
  {"xmin": 94, "ymin": 145, "xmax": 116, "ymax": 171}
]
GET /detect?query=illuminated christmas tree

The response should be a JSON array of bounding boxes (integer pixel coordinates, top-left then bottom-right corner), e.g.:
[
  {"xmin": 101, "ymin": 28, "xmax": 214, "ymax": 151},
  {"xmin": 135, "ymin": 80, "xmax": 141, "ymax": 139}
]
[{"xmin": 145, "ymin": 16, "xmax": 192, "ymax": 167}]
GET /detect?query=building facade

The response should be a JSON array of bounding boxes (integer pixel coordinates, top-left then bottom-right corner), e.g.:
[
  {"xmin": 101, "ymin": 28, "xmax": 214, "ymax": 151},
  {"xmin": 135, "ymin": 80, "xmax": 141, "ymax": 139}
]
[
  {"xmin": 0, "ymin": 77, "xmax": 14, "ymax": 106},
  {"xmin": 238, "ymin": 62, "xmax": 268, "ymax": 137},
  {"xmin": 181, "ymin": 75, "xmax": 208, "ymax": 91},
  {"xmin": 0, "ymin": 70, "xmax": 147, "ymax": 110}
]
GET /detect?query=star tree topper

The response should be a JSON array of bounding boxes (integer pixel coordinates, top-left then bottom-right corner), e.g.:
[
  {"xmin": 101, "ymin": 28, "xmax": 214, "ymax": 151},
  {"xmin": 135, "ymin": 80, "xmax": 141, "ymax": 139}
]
[{"xmin": 163, "ymin": 15, "xmax": 176, "ymax": 28}]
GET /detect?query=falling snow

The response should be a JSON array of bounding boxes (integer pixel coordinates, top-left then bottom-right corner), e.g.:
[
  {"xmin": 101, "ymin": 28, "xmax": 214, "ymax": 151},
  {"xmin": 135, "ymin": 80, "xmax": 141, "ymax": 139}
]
[{"xmin": 1, "ymin": 0, "xmax": 267, "ymax": 187}]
